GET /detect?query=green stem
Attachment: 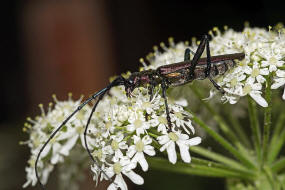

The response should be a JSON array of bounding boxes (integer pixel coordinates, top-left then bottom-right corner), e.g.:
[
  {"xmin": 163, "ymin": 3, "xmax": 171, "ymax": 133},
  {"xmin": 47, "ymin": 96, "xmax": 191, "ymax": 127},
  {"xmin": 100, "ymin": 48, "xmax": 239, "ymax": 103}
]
[
  {"xmin": 247, "ymin": 96, "xmax": 262, "ymax": 162},
  {"xmin": 190, "ymin": 86, "xmax": 242, "ymax": 147},
  {"xmin": 263, "ymin": 165, "xmax": 277, "ymax": 190},
  {"xmin": 187, "ymin": 109, "xmax": 257, "ymax": 169},
  {"xmin": 263, "ymin": 74, "xmax": 273, "ymax": 163},
  {"xmin": 148, "ymin": 157, "xmax": 255, "ymax": 180},
  {"xmin": 227, "ymin": 112, "xmax": 252, "ymax": 148},
  {"xmin": 267, "ymin": 112, "xmax": 285, "ymax": 163},
  {"xmin": 190, "ymin": 146, "xmax": 249, "ymax": 171},
  {"xmin": 271, "ymin": 157, "xmax": 285, "ymax": 173},
  {"xmin": 267, "ymin": 128, "xmax": 285, "ymax": 164}
]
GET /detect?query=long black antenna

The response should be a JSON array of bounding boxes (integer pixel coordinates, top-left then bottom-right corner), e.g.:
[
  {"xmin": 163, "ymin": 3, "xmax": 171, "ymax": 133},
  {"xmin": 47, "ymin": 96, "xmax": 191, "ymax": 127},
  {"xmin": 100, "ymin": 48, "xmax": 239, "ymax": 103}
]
[
  {"xmin": 83, "ymin": 76, "xmax": 126, "ymax": 183},
  {"xmin": 35, "ymin": 87, "xmax": 108, "ymax": 190},
  {"xmin": 83, "ymin": 90, "xmax": 112, "ymax": 181}
]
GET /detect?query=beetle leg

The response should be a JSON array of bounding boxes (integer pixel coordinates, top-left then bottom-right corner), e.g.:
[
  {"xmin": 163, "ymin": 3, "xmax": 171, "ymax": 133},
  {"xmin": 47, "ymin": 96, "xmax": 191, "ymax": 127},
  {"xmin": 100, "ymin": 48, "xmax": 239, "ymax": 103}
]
[
  {"xmin": 161, "ymin": 80, "xmax": 172, "ymax": 132},
  {"xmin": 189, "ymin": 35, "xmax": 208, "ymax": 77},
  {"xmin": 209, "ymin": 76, "xmax": 225, "ymax": 94},
  {"xmin": 184, "ymin": 48, "xmax": 196, "ymax": 61},
  {"xmin": 203, "ymin": 36, "xmax": 225, "ymax": 94},
  {"xmin": 148, "ymin": 84, "xmax": 154, "ymax": 101},
  {"xmin": 184, "ymin": 48, "xmax": 191, "ymax": 61}
]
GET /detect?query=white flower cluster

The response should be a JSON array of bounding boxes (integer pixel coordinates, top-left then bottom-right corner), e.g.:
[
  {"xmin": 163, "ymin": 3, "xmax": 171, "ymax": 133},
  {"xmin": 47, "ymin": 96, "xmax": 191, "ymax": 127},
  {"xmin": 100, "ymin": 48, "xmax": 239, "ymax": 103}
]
[
  {"xmin": 23, "ymin": 87, "xmax": 201, "ymax": 189},
  {"xmin": 207, "ymin": 26, "xmax": 285, "ymax": 107},
  {"xmin": 22, "ymin": 94, "xmax": 90, "ymax": 188},
  {"xmin": 144, "ymin": 27, "xmax": 285, "ymax": 108}
]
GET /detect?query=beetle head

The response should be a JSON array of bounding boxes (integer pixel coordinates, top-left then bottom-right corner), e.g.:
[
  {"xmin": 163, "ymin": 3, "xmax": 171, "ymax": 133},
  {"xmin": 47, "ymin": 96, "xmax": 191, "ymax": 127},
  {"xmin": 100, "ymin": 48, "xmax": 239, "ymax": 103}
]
[{"xmin": 125, "ymin": 74, "xmax": 140, "ymax": 97}]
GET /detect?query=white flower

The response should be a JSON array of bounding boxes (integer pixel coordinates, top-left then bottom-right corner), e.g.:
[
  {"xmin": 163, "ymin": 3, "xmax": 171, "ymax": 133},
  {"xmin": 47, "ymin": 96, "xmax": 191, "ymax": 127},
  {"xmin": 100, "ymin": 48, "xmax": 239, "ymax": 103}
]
[
  {"xmin": 242, "ymin": 78, "xmax": 268, "ymax": 107},
  {"xmin": 127, "ymin": 135, "xmax": 155, "ymax": 171},
  {"xmin": 169, "ymin": 104, "xmax": 195, "ymax": 134},
  {"xmin": 157, "ymin": 131, "xmax": 201, "ymax": 164},
  {"xmin": 103, "ymin": 157, "xmax": 144, "ymax": 190},
  {"xmin": 127, "ymin": 111, "xmax": 150, "ymax": 136},
  {"xmin": 260, "ymin": 43, "xmax": 285, "ymax": 72},
  {"xmin": 103, "ymin": 133, "xmax": 128, "ymax": 158},
  {"xmin": 245, "ymin": 62, "xmax": 269, "ymax": 84}
]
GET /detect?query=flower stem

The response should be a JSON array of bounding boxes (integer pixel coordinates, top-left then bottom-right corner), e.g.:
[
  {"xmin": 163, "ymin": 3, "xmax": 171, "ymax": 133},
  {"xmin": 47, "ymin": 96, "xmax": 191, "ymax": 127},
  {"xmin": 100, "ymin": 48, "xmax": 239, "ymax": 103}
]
[
  {"xmin": 187, "ymin": 109, "xmax": 257, "ymax": 169},
  {"xmin": 267, "ymin": 112, "xmax": 285, "ymax": 163},
  {"xmin": 247, "ymin": 96, "xmax": 262, "ymax": 162},
  {"xmin": 227, "ymin": 110, "xmax": 252, "ymax": 148},
  {"xmin": 148, "ymin": 157, "xmax": 256, "ymax": 180},
  {"xmin": 263, "ymin": 74, "xmax": 273, "ymax": 163},
  {"xmin": 190, "ymin": 146, "xmax": 249, "ymax": 171},
  {"xmin": 267, "ymin": 127, "xmax": 285, "ymax": 164}
]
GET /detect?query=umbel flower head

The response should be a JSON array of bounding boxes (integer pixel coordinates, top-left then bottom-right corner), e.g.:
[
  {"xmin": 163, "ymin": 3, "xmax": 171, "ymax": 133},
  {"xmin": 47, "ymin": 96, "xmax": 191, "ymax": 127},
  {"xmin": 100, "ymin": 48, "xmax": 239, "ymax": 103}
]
[{"xmin": 23, "ymin": 25, "xmax": 285, "ymax": 190}]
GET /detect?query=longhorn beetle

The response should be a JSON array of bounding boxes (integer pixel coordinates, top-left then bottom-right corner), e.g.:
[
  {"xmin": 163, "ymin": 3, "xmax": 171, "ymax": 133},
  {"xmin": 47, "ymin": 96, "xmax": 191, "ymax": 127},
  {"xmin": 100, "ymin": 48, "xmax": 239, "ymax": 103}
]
[{"xmin": 35, "ymin": 35, "xmax": 245, "ymax": 189}]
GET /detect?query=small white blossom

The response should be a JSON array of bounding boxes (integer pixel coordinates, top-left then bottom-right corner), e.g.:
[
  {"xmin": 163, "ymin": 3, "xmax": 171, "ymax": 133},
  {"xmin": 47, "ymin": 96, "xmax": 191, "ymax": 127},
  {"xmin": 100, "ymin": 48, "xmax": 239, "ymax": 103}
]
[
  {"xmin": 127, "ymin": 135, "xmax": 155, "ymax": 171},
  {"xmin": 104, "ymin": 157, "xmax": 144, "ymax": 190},
  {"xmin": 158, "ymin": 131, "xmax": 201, "ymax": 164}
]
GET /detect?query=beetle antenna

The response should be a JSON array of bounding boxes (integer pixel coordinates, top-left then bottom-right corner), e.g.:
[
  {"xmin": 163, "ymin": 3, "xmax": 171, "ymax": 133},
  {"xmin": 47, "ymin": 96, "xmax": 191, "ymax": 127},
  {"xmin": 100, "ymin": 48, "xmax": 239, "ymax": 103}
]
[
  {"xmin": 35, "ymin": 87, "xmax": 109, "ymax": 190},
  {"xmin": 83, "ymin": 77, "xmax": 126, "ymax": 185},
  {"xmin": 83, "ymin": 90, "xmax": 112, "ymax": 181}
]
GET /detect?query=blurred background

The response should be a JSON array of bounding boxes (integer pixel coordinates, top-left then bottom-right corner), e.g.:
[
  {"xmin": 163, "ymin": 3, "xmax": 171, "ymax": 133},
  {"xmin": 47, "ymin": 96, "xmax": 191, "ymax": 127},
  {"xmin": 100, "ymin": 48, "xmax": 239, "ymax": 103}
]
[{"xmin": 1, "ymin": 0, "xmax": 285, "ymax": 189}]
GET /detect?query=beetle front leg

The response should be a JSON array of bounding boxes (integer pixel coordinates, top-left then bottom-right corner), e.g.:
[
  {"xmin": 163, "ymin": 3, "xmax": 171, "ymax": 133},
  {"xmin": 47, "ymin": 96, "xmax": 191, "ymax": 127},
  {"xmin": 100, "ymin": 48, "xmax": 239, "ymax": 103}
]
[{"xmin": 161, "ymin": 80, "xmax": 172, "ymax": 132}]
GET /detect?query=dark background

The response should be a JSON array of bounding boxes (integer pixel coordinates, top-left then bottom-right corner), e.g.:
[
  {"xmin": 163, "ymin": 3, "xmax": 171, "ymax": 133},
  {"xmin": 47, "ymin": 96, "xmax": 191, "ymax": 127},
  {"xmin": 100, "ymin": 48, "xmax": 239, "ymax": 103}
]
[{"xmin": 0, "ymin": 0, "xmax": 283, "ymax": 189}]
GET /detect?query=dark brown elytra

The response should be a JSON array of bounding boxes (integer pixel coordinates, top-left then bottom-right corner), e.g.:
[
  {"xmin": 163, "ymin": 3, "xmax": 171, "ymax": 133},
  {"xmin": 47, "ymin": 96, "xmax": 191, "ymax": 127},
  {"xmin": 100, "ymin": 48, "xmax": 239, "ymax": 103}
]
[{"xmin": 35, "ymin": 35, "xmax": 245, "ymax": 190}]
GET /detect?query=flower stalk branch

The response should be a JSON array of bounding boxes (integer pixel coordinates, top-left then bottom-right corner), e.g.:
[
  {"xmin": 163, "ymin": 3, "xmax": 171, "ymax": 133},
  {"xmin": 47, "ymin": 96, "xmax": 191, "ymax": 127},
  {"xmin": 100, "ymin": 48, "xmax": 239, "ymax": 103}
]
[{"xmin": 263, "ymin": 74, "xmax": 273, "ymax": 163}]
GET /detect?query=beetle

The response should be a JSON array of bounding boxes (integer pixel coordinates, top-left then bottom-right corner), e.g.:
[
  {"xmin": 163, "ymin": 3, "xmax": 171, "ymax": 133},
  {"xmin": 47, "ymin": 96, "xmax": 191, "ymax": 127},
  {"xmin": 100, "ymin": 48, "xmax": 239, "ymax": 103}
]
[{"xmin": 35, "ymin": 35, "xmax": 245, "ymax": 189}]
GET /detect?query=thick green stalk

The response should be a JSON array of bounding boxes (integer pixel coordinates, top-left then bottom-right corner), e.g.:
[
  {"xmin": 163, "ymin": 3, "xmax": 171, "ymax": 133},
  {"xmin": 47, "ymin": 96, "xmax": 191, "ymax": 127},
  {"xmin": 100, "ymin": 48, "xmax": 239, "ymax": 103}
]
[
  {"xmin": 190, "ymin": 86, "xmax": 242, "ymax": 147},
  {"xmin": 148, "ymin": 157, "xmax": 255, "ymax": 180},
  {"xmin": 263, "ymin": 74, "xmax": 273, "ymax": 163},
  {"xmin": 187, "ymin": 109, "xmax": 257, "ymax": 169},
  {"xmin": 267, "ymin": 112, "xmax": 285, "ymax": 163},
  {"xmin": 247, "ymin": 96, "xmax": 262, "ymax": 162}
]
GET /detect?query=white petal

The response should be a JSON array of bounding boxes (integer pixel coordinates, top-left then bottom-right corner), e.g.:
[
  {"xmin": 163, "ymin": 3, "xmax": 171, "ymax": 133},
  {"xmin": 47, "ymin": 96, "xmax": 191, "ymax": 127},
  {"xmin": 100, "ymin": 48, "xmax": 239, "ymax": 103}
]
[
  {"xmin": 249, "ymin": 92, "xmax": 268, "ymax": 107},
  {"xmin": 177, "ymin": 142, "xmax": 191, "ymax": 163},
  {"xmin": 137, "ymin": 153, "xmax": 148, "ymax": 171},
  {"xmin": 108, "ymin": 174, "xmax": 128, "ymax": 190},
  {"xmin": 269, "ymin": 65, "xmax": 277, "ymax": 72},
  {"xmin": 166, "ymin": 142, "xmax": 177, "ymax": 164},
  {"xmin": 260, "ymin": 68, "xmax": 269, "ymax": 75},
  {"xmin": 144, "ymin": 145, "xmax": 155, "ymax": 156},
  {"xmin": 271, "ymin": 79, "xmax": 285, "ymax": 89},
  {"xmin": 276, "ymin": 70, "xmax": 285, "ymax": 77},
  {"xmin": 127, "ymin": 146, "xmax": 136, "ymax": 158},
  {"xmin": 142, "ymin": 135, "xmax": 152, "ymax": 145},
  {"xmin": 256, "ymin": 75, "xmax": 265, "ymax": 84},
  {"xmin": 157, "ymin": 135, "xmax": 169, "ymax": 145},
  {"xmin": 159, "ymin": 141, "xmax": 171, "ymax": 152},
  {"xmin": 283, "ymin": 88, "xmax": 285, "ymax": 100},
  {"xmin": 188, "ymin": 137, "xmax": 202, "ymax": 146},
  {"xmin": 178, "ymin": 133, "xmax": 189, "ymax": 140},
  {"xmin": 123, "ymin": 170, "xmax": 144, "ymax": 185},
  {"xmin": 133, "ymin": 135, "xmax": 140, "ymax": 143}
]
